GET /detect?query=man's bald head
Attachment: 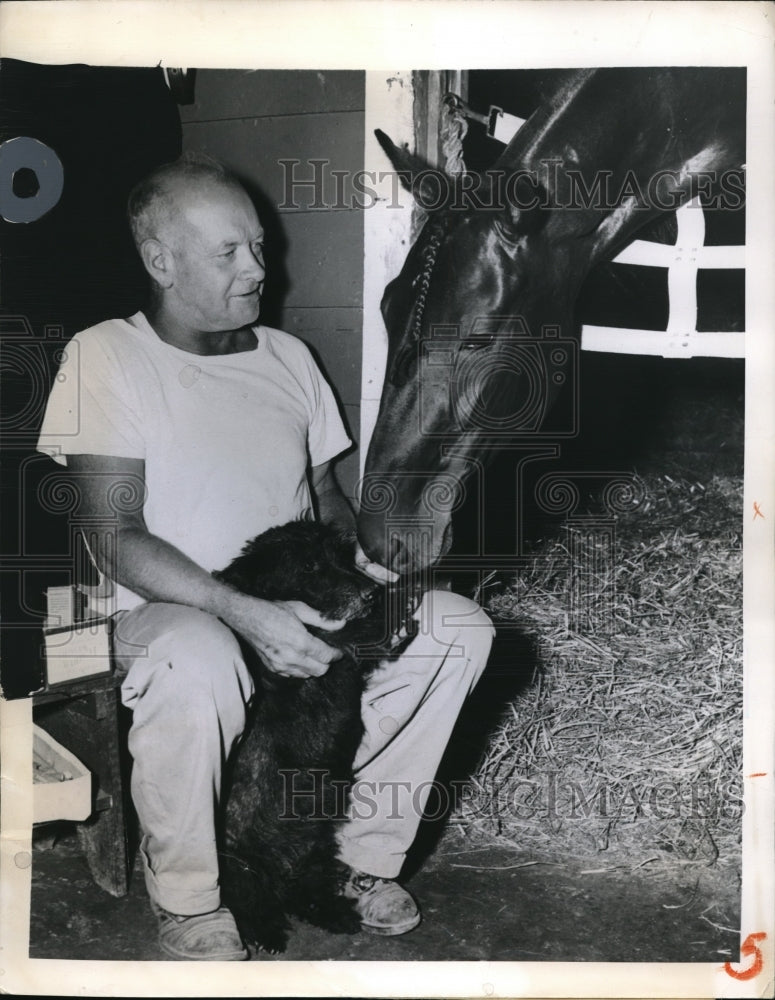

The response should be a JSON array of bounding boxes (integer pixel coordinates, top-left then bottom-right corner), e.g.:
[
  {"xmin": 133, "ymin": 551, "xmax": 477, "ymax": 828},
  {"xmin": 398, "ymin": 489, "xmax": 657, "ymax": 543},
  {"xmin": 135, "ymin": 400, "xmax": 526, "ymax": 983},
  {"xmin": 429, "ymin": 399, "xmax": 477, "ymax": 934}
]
[
  {"xmin": 127, "ymin": 153, "xmax": 265, "ymax": 338},
  {"xmin": 127, "ymin": 154, "xmax": 246, "ymax": 251}
]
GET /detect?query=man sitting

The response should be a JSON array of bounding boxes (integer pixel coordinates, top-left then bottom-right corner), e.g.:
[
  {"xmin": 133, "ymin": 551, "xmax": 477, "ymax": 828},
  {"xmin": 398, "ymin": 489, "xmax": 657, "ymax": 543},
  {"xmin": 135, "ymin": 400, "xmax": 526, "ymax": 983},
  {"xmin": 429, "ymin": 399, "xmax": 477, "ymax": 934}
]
[{"xmin": 38, "ymin": 154, "xmax": 494, "ymax": 960}]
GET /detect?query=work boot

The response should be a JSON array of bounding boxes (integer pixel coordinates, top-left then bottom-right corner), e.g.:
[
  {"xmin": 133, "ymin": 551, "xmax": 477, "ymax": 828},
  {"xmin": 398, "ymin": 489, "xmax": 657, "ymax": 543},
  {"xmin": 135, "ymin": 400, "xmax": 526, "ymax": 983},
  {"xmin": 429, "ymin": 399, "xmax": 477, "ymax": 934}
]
[
  {"xmin": 341, "ymin": 867, "xmax": 421, "ymax": 936},
  {"xmin": 150, "ymin": 899, "xmax": 249, "ymax": 960}
]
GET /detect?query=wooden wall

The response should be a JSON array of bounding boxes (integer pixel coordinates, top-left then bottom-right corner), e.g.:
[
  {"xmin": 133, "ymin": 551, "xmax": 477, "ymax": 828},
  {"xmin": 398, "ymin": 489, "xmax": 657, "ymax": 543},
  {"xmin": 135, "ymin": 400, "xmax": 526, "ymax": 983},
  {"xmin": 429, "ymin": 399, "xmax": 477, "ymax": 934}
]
[{"xmin": 179, "ymin": 70, "xmax": 365, "ymax": 501}]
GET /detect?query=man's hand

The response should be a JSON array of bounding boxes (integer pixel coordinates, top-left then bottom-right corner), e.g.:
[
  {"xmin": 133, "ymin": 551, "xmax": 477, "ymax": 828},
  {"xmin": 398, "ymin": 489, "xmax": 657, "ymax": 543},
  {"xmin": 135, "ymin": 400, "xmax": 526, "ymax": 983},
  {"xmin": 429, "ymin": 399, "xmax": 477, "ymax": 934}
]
[
  {"xmin": 355, "ymin": 542, "xmax": 399, "ymax": 583},
  {"xmin": 223, "ymin": 592, "xmax": 345, "ymax": 678}
]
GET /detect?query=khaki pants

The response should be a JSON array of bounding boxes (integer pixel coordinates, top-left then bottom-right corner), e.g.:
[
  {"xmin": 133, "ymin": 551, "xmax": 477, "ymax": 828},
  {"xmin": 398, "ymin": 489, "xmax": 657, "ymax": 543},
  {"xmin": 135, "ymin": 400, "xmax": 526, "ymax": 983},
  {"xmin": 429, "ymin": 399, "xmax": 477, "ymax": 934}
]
[{"xmin": 113, "ymin": 591, "xmax": 494, "ymax": 916}]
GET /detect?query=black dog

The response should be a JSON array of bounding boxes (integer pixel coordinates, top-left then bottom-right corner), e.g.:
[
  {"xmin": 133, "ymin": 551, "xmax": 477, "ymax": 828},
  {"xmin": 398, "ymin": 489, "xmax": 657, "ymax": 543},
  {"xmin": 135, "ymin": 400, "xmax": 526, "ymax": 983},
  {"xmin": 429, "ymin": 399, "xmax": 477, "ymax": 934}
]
[{"xmin": 214, "ymin": 519, "xmax": 412, "ymax": 954}]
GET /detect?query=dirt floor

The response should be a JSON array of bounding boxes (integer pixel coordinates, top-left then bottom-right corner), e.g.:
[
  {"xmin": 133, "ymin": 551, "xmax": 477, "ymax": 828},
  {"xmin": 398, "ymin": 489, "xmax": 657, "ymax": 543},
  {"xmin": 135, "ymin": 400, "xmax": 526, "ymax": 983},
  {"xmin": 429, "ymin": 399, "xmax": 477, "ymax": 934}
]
[{"xmin": 28, "ymin": 823, "xmax": 740, "ymax": 964}]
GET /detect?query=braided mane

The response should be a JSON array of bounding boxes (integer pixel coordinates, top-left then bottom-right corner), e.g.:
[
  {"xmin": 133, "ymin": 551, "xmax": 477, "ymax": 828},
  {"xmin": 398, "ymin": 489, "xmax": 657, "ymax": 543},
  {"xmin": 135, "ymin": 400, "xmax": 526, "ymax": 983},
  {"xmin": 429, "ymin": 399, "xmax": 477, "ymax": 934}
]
[{"xmin": 410, "ymin": 215, "xmax": 448, "ymax": 342}]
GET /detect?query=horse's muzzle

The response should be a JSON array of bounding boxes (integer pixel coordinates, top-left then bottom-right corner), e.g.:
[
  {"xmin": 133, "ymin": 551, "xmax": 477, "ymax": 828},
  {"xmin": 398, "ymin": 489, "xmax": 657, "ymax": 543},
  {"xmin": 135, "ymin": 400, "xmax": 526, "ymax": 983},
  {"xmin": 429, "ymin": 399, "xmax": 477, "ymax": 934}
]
[{"xmin": 358, "ymin": 518, "xmax": 453, "ymax": 577}]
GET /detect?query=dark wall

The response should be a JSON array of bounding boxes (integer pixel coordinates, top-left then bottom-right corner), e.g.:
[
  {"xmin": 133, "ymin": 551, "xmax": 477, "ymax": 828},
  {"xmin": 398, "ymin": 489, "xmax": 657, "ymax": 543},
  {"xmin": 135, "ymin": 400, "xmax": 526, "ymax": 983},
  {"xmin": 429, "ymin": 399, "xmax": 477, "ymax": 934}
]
[
  {"xmin": 1, "ymin": 60, "xmax": 182, "ymax": 333},
  {"xmin": 1, "ymin": 60, "xmax": 182, "ymax": 696}
]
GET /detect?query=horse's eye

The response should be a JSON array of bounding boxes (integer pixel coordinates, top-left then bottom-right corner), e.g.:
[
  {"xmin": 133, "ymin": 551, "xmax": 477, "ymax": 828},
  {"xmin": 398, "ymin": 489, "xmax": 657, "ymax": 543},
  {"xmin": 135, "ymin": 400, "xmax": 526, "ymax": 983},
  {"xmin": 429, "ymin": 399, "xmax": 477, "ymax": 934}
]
[{"xmin": 459, "ymin": 336, "xmax": 495, "ymax": 352}]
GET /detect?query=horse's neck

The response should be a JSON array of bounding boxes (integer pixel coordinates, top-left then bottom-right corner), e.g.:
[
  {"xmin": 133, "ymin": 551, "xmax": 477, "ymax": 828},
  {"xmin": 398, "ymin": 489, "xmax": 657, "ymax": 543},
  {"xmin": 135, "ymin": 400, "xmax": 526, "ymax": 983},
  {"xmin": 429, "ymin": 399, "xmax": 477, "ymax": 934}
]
[{"xmin": 495, "ymin": 68, "xmax": 744, "ymax": 265}]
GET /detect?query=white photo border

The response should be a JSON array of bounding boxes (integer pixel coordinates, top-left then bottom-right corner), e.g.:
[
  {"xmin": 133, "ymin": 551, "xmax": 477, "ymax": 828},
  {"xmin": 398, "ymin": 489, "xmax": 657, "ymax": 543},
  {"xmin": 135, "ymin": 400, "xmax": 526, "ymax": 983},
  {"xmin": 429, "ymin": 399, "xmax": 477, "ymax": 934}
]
[{"xmin": 1, "ymin": 2, "xmax": 773, "ymax": 997}]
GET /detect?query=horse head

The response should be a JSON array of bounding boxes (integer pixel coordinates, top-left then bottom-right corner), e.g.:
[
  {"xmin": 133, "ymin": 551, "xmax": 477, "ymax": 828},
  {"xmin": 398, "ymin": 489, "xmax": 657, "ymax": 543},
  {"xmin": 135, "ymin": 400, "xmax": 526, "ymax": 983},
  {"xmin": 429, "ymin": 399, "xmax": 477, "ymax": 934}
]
[{"xmin": 357, "ymin": 68, "xmax": 745, "ymax": 574}]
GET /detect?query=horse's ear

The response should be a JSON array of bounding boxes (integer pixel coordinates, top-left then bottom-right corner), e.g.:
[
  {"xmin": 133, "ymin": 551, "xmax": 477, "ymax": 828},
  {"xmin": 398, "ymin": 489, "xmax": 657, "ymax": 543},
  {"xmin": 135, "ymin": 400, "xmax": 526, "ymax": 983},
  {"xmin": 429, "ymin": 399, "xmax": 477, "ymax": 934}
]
[
  {"xmin": 374, "ymin": 129, "xmax": 426, "ymax": 182},
  {"xmin": 375, "ymin": 129, "xmax": 449, "ymax": 210}
]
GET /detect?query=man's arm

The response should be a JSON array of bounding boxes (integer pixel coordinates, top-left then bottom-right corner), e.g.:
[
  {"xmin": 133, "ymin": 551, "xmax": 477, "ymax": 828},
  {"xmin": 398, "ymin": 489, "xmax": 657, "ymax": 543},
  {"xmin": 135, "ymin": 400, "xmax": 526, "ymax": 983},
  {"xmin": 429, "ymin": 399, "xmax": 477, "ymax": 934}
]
[
  {"xmin": 68, "ymin": 454, "xmax": 343, "ymax": 678},
  {"xmin": 310, "ymin": 461, "xmax": 356, "ymax": 534}
]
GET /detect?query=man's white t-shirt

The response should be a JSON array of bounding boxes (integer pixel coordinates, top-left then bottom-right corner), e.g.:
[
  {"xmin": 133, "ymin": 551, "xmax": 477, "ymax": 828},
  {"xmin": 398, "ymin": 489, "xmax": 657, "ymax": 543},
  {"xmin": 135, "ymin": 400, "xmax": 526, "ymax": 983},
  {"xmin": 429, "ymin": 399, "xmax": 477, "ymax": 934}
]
[{"xmin": 37, "ymin": 312, "xmax": 351, "ymax": 612}]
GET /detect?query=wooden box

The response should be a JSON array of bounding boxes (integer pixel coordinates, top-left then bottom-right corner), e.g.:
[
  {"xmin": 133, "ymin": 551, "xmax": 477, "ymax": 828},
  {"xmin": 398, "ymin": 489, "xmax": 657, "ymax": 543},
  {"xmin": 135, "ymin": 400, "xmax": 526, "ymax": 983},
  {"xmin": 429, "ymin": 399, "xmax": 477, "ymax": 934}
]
[
  {"xmin": 43, "ymin": 620, "xmax": 112, "ymax": 687},
  {"xmin": 33, "ymin": 724, "xmax": 92, "ymax": 824}
]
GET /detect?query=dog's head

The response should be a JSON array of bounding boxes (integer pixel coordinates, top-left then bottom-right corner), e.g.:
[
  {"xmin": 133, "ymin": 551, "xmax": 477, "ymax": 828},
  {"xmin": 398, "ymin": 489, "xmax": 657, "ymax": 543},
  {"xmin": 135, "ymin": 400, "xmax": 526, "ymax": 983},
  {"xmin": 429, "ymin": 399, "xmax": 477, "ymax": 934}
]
[{"xmin": 215, "ymin": 520, "xmax": 380, "ymax": 622}]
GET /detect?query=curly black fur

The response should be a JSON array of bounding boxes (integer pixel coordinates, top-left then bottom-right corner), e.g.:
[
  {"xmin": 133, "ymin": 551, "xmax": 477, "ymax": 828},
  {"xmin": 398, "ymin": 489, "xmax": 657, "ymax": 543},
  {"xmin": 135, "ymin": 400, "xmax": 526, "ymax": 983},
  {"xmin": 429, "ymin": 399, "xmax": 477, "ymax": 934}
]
[{"xmin": 214, "ymin": 520, "xmax": 413, "ymax": 954}]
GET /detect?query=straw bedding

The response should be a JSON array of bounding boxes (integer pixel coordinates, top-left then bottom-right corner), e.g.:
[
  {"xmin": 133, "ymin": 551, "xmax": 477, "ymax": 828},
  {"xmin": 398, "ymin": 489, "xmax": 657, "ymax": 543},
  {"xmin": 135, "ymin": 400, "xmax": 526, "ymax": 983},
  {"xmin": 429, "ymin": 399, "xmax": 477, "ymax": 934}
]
[{"xmin": 453, "ymin": 473, "xmax": 743, "ymax": 871}]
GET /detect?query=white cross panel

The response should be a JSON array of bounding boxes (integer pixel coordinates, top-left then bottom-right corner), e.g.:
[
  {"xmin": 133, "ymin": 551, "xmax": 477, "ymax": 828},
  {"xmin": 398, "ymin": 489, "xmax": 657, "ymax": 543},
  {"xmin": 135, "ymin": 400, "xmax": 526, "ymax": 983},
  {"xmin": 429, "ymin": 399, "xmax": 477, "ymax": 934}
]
[{"xmin": 581, "ymin": 197, "xmax": 745, "ymax": 359}]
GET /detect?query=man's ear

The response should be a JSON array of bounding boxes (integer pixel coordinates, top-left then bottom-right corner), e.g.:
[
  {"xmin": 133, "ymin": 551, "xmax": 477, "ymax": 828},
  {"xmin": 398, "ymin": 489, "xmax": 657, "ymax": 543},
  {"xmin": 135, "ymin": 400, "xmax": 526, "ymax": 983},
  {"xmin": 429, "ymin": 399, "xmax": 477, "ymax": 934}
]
[{"xmin": 139, "ymin": 238, "xmax": 175, "ymax": 289}]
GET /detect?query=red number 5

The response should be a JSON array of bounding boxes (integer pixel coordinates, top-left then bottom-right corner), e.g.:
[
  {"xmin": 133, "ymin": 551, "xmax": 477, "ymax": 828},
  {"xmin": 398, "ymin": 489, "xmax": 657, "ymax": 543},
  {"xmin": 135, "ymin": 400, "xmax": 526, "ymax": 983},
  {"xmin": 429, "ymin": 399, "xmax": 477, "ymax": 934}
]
[{"xmin": 724, "ymin": 931, "xmax": 767, "ymax": 981}]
